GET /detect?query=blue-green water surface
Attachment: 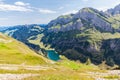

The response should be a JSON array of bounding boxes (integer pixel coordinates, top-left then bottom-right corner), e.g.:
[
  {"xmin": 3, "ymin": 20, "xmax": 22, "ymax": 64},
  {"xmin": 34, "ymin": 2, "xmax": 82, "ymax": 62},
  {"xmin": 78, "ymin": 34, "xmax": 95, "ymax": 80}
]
[{"xmin": 46, "ymin": 50, "xmax": 60, "ymax": 61}]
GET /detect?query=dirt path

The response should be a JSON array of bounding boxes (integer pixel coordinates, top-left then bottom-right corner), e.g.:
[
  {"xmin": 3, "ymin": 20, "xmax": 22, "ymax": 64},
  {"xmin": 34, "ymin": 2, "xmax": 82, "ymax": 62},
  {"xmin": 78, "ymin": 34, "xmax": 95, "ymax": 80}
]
[
  {"xmin": 0, "ymin": 74, "xmax": 39, "ymax": 80},
  {"xmin": 88, "ymin": 70, "xmax": 120, "ymax": 80},
  {"xmin": 0, "ymin": 64, "xmax": 54, "ymax": 71},
  {"xmin": 0, "ymin": 64, "xmax": 54, "ymax": 80},
  {"xmin": 1, "ymin": 64, "xmax": 120, "ymax": 80}
]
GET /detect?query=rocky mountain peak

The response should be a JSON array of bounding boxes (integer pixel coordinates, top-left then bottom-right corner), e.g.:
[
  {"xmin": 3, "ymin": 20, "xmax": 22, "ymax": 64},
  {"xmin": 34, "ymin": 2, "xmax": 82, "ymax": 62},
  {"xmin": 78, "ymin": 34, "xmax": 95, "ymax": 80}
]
[
  {"xmin": 107, "ymin": 4, "xmax": 120, "ymax": 15},
  {"xmin": 48, "ymin": 7, "xmax": 112, "ymax": 32},
  {"xmin": 79, "ymin": 7, "xmax": 97, "ymax": 12}
]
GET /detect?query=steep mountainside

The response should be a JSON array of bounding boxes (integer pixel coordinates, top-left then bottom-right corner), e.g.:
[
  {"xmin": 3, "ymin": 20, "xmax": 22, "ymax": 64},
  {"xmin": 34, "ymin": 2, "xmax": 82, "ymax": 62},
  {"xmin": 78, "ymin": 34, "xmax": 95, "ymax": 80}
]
[
  {"xmin": 0, "ymin": 33, "xmax": 48, "ymax": 65},
  {"xmin": 42, "ymin": 5, "xmax": 120, "ymax": 66},
  {"xmin": 1, "ymin": 24, "xmax": 47, "ymax": 53}
]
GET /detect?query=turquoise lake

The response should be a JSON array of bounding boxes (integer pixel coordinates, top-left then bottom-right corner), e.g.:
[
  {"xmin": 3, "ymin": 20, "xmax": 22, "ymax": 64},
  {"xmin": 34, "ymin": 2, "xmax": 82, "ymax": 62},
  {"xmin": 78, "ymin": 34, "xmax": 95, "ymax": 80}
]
[{"xmin": 46, "ymin": 50, "xmax": 60, "ymax": 61}]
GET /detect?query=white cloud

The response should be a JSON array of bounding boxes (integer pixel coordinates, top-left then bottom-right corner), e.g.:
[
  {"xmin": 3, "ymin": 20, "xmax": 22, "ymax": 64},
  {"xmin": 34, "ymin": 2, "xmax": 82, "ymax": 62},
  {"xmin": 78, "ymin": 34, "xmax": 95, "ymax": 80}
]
[
  {"xmin": 0, "ymin": 1, "xmax": 32, "ymax": 12},
  {"xmin": 0, "ymin": 18, "xmax": 8, "ymax": 20},
  {"xmin": 39, "ymin": 9, "xmax": 57, "ymax": 14},
  {"xmin": 0, "ymin": 4, "xmax": 32, "ymax": 12},
  {"xmin": 14, "ymin": 1, "xmax": 29, "ymax": 6},
  {"xmin": 62, "ymin": 10, "xmax": 78, "ymax": 15},
  {"xmin": 97, "ymin": 7, "xmax": 109, "ymax": 11}
]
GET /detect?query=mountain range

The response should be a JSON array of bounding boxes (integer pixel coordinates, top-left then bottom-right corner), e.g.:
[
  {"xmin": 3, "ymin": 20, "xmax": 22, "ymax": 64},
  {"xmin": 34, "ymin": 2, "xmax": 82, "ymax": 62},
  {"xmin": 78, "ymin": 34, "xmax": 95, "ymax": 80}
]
[{"xmin": 1, "ymin": 4, "xmax": 120, "ymax": 67}]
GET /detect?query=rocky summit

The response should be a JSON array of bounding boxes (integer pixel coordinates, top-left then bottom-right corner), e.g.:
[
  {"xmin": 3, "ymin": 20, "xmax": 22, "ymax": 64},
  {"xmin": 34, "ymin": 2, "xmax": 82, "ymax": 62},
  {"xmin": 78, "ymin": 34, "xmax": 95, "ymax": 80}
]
[{"xmin": 107, "ymin": 4, "xmax": 120, "ymax": 15}]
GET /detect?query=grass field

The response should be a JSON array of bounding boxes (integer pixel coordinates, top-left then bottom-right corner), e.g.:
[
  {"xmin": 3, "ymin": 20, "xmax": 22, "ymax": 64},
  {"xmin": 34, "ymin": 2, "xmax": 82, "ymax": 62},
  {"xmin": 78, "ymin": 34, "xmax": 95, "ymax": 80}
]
[{"xmin": 0, "ymin": 33, "xmax": 48, "ymax": 65}]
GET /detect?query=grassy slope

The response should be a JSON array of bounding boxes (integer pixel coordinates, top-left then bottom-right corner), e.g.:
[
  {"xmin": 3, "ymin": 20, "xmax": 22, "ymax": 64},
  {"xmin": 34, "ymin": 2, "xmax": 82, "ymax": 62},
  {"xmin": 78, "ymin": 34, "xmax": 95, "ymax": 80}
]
[
  {"xmin": 108, "ymin": 14, "xmax": 120, "ymax": 29},
  {"xmin": 23, "ymin": 56, "xmax": 102, "ymax": 80},
  {"xmin": 0, "ymin": 33, "xmax": 48, "ymax": 65},
  {"xmin": 28, "ymin": 34, "xmax": 53, "ymax": 50},
  {"xmin": 0, "ymin": 57, "xmax": 101, "ymax": 80},
  {"xmin": 0, "ymin": 33, "xmax": 110, "ymax": 80},
  {"xmin": 77, "ymin": 31, "xmax": 120, "ymax": 41}
]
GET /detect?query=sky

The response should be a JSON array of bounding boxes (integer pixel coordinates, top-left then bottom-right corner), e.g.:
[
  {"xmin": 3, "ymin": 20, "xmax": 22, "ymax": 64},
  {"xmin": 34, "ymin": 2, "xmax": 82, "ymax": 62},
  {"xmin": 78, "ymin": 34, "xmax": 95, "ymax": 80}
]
[{"xmin": 0, "ymin": 0, "xmax": 120, "ymax": 26}]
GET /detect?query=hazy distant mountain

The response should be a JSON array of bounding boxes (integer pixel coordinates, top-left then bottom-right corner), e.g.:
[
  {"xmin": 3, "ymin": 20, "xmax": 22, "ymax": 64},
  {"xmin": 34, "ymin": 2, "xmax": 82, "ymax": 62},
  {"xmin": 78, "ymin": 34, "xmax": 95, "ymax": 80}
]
[
  {"xmin": 0, "ymin": 27, "xmax": 9, "ymax": 31},
  {"xmin": 107, "ymin": 4, "xmax": 120, "ymax": 15}
]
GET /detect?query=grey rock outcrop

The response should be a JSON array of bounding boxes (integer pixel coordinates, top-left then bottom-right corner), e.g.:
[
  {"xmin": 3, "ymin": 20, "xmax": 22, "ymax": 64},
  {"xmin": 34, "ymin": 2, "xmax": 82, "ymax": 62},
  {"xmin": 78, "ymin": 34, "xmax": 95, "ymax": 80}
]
[{"xmin": 107, "ymin": 4, "xmax": 120, "ymax": 15}]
